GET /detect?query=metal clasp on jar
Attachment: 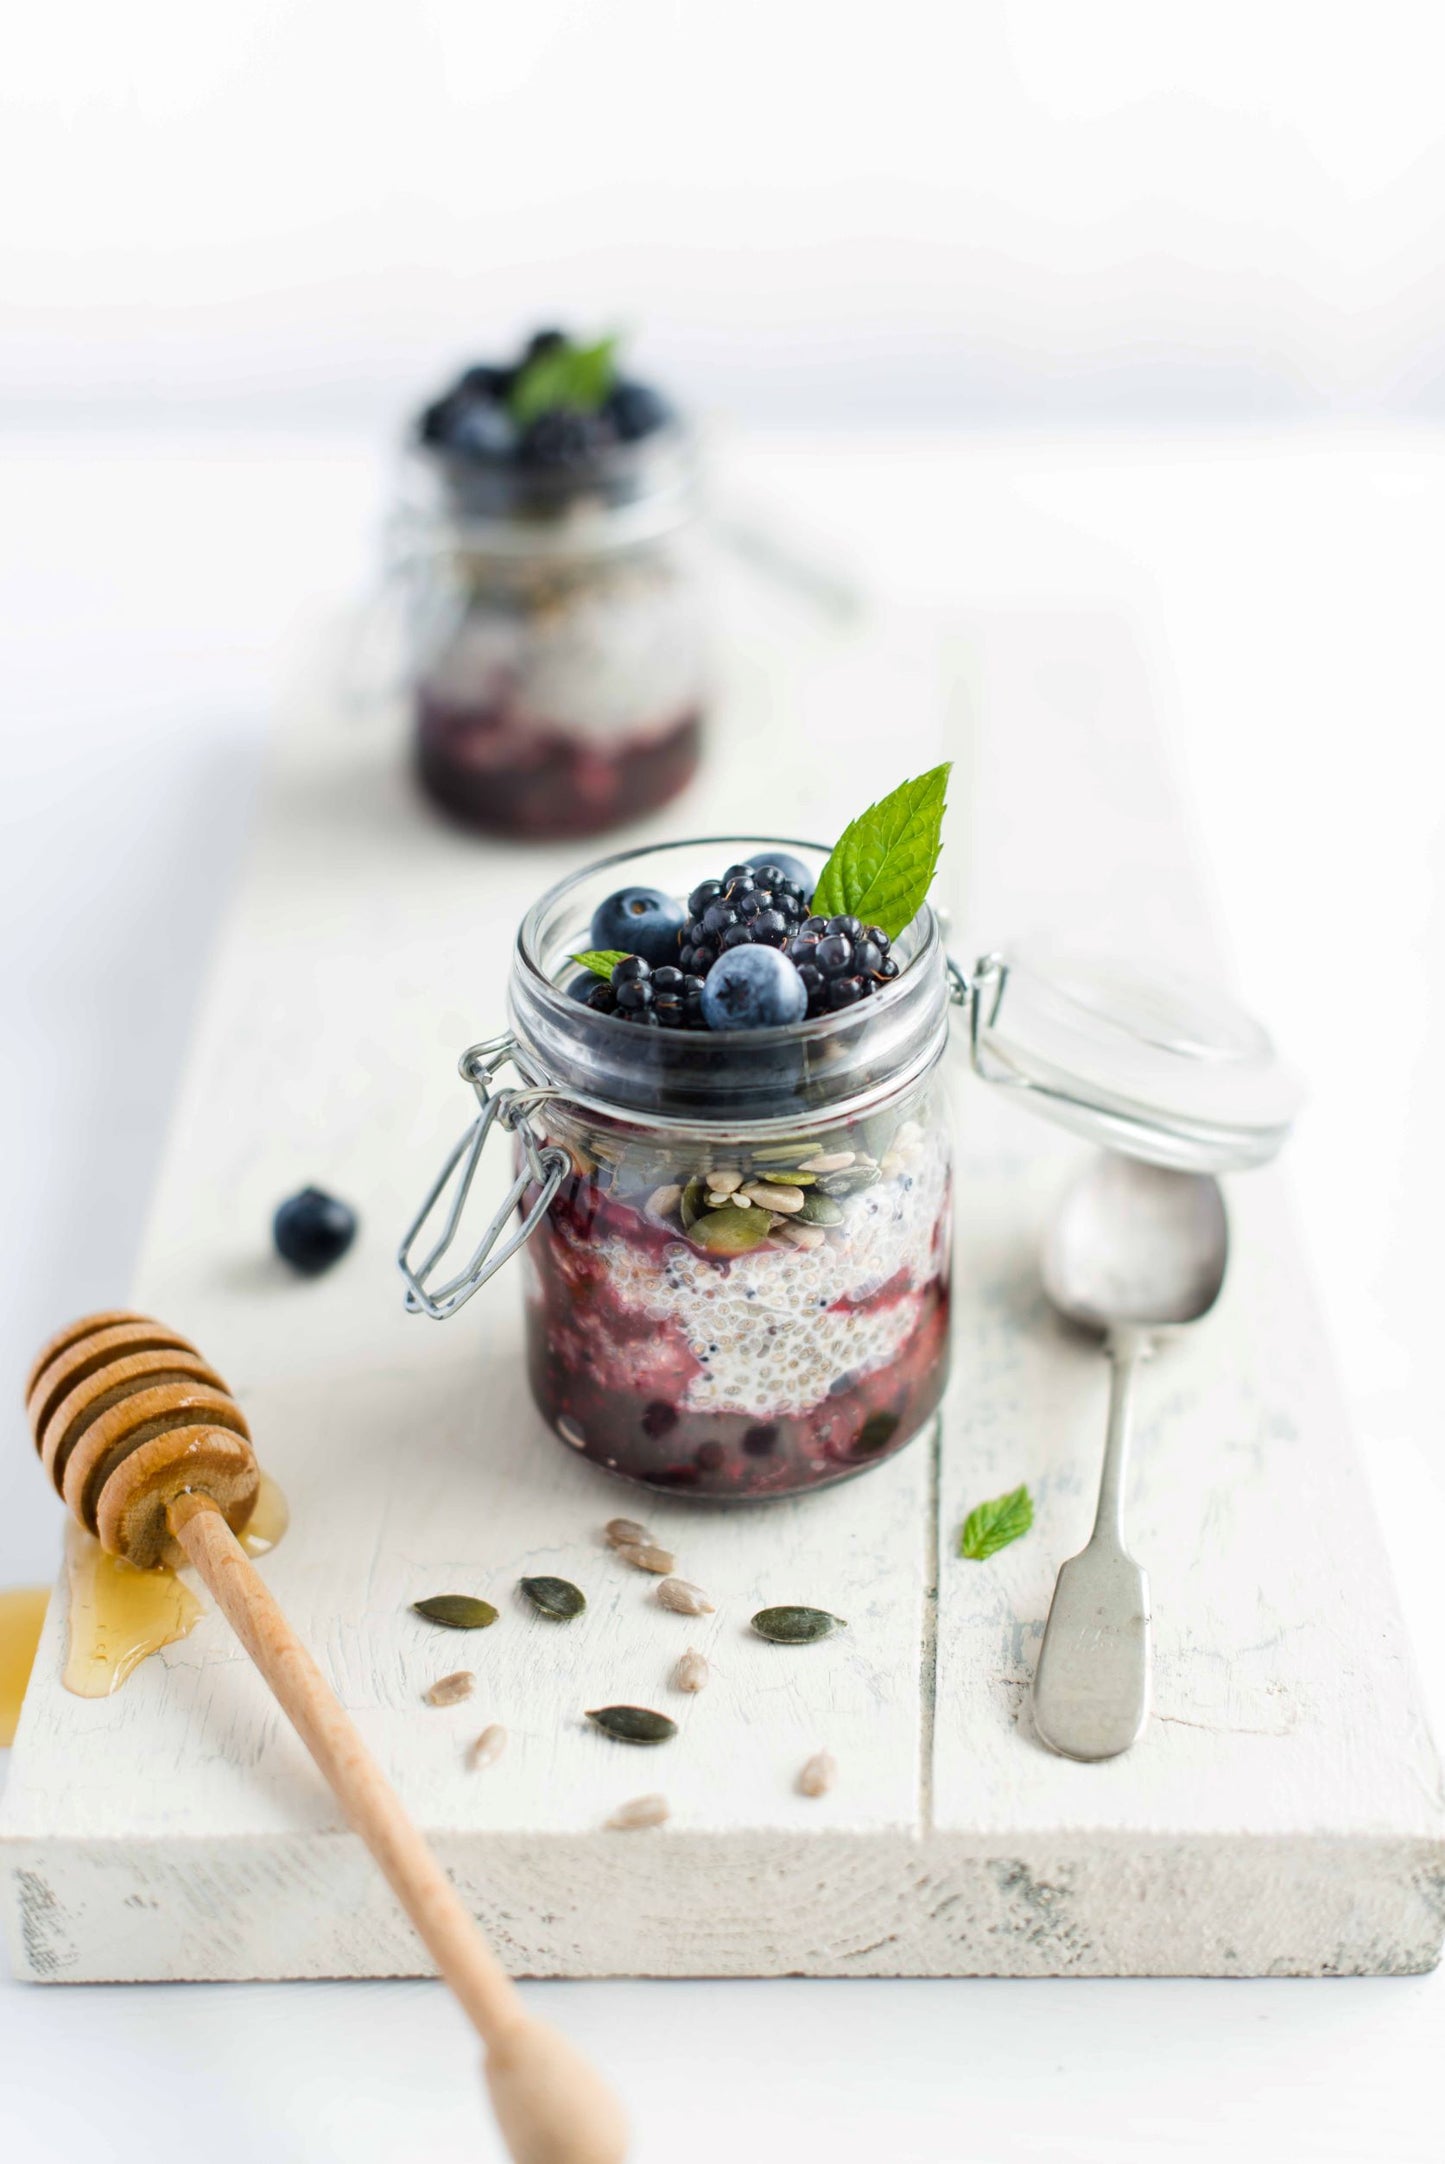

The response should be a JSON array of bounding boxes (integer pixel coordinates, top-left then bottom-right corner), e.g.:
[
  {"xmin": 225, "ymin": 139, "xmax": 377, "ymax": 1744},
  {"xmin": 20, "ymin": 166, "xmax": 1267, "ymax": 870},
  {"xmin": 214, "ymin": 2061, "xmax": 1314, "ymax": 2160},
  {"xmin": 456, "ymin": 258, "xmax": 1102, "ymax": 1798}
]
[{"xmin": 397, "ymin": 1032, "xmax": 572, "ymax": 1320}]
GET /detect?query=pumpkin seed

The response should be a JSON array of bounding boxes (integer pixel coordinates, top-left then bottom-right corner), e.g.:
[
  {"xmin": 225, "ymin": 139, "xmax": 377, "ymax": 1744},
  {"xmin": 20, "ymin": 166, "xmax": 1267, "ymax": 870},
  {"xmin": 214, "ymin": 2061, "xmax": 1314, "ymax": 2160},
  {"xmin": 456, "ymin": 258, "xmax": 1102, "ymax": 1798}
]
[
  {"xmin": 586, "ymin": 1704, "xmax": 678, "ymax": 1745},
  {"xmin": 756, "ymin": 1168, "xmax": 817, "ymax": 1185},
  {"xmin": 469, "ymin": 1723, "xmax": 507, "ymax": 1769},
  {"xmin": 679, "ymin": 1175, "xmax": 707, "ymax": 1229},
  {"xmin": 688, "ymin": 1207, "xmax": 772, "ymax": 1255},
  {"xmin": 819, "ymin": 1166, "xmax": 881, "ymax": 1197},
  {"xmin": 606, "ymin": 1793, "xmax": 670, "ymax": 1829},
  {"xmin": 751, "ymin": 1605, "xmax": 847, "ymax": 1644},
  {"xmin": 657, "ymin": 1576, "xmax": 716, "ymax": 1616},
  {"xmin": 796, "ymin": 1190, "xmax": 845, "ymax": 1226},
  {"xmin": 519, "ymin": 1575, "xmax": 586, "ymax": 1621},
  {"xmin": 423, "ymin": 1670, "xmax": 475, "ymax": 1707},
  {"xmin": 798, "ymin": 1749, "xmax": 838, "ymax": 1797},
  {"xmin": 673, "ymin": 1648, "xmax": 709, "ymax": 1693},
  {"xmin": 412, "ymin": 1594, "xmax": 499, "ymax": 1631},
  {"xmin": 616, "ymin": 1541, "xmax": 676, "ymax": 1575},
  {"xmin": 605, "ymin": 1516, "xmax": 652, "ymax": 1549}
]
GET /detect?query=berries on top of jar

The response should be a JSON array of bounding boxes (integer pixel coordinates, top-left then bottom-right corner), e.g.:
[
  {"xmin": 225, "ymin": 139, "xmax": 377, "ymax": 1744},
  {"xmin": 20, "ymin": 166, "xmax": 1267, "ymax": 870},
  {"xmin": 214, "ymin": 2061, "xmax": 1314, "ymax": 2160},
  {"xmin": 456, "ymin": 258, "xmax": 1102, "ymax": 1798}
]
[
  {"xmin": 566, "ymin": 765, "xmax": 950, "ymax": 1034},
  {"xmin": 417, "ymin": 328, "xmax": 675, "ymax": 478}
]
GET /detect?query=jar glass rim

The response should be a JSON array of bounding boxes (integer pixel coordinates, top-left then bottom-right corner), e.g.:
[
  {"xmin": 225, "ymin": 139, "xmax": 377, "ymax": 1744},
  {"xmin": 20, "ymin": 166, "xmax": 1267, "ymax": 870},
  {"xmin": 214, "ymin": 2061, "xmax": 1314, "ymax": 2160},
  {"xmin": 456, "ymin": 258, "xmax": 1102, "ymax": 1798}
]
[{"xmin": 508, "ymin": 836, "xmax": 949, "ymax": 1130}]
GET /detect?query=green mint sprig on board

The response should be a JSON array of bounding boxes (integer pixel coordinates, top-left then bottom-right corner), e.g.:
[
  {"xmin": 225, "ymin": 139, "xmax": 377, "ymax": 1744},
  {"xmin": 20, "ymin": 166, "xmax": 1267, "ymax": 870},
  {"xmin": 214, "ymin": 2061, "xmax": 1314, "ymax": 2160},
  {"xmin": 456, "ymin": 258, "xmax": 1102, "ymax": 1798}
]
[
  {"xmin": 958, "ymin": 1483, "xmax": 1035, "ymax": 1562},
  {"xmin": 509, "ymin": 335, "xmax": 620, "ymax": 426},
  {"xmin": 811, "ymin": 763, "xmax": 952, "ymax": 940},
  {"xmin": 569, "ymin": 949, "xmax": 630, "ymax": 980}
]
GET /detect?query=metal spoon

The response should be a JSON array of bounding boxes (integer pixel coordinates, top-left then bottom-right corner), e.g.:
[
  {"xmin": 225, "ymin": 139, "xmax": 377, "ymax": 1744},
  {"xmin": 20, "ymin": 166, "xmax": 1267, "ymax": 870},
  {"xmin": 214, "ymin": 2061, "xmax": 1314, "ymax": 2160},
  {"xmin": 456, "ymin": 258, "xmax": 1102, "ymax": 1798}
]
[{"xmin": 1032, "ymin": 1152, "xmax": 1229, "ymax": 1762}]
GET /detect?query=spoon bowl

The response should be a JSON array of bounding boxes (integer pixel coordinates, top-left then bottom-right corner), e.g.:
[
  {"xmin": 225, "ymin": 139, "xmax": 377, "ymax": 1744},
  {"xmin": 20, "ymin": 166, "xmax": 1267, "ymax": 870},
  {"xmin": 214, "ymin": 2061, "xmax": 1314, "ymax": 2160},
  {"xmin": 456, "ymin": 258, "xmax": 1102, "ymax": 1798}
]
[{"xmin": 1042, "ymin": 1153, "xmax": 1229, "ymax": 1336}]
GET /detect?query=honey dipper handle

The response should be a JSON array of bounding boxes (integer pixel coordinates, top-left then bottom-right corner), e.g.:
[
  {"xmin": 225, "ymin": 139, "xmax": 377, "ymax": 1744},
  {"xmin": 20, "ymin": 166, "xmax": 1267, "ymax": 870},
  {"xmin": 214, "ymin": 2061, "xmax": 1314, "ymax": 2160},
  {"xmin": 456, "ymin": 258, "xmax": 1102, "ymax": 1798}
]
[{"xmin": 169, "ymin": 1493, "xmax": 628, "ymax": 2164}]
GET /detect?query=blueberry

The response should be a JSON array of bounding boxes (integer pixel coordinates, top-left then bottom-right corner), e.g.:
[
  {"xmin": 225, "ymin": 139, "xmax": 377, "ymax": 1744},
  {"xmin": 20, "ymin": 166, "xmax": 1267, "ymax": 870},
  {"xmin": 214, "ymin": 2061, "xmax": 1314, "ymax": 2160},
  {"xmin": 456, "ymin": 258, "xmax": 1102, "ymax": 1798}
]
[
  {"xmin": 418, "ymin": 395, "xmax": 460, "ymax": 447},
  {"xmin": 451, "ymin": 401, "xmax": 515, "ymax": 463},
  {"xmin": 607, "ymin": 380, "xmax": 673, "ymax": 441},
  {"xmin": 566, "ymin": 972, "xmax": 602, "ymax": 1002},
  {"xmin": 458, "ymin": 364, "xmax": 511, "ymax": 400},
  {"xmin": 700, "ymin": 945, "xmax": 808, "ymax": 1030},
  {"xmin": 747, "ymin": 850, "xmax": 815, "ymax": 898},
  {"xmin": 590, "ymin": 886, "xmax": 687, "ymax": 967},
  {"xmin": 273, "ymin": 1187, "xmax": 357, "ymax": 1277}
]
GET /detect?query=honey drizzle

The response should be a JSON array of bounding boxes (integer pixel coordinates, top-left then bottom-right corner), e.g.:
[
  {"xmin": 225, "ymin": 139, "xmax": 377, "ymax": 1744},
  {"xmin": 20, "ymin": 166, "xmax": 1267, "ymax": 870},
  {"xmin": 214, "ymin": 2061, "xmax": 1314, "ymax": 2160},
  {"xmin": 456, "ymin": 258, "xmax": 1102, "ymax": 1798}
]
[
  {"xmin": 0, "ymin": 1587, "xmax": 50, "ymax": 1745},
  {"xmin": 60, "ymin": 1474, "xmax": 290, "ymax": 1699}
]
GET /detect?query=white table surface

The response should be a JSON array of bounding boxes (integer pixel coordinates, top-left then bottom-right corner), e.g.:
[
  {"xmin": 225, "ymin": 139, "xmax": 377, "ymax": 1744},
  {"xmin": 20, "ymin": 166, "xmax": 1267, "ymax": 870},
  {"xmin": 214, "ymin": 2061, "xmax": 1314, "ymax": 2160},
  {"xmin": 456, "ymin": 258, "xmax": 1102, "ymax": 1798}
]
[{"xmin": 2, "ymin": 422, "xmax": 1442, "ymax": 2160}]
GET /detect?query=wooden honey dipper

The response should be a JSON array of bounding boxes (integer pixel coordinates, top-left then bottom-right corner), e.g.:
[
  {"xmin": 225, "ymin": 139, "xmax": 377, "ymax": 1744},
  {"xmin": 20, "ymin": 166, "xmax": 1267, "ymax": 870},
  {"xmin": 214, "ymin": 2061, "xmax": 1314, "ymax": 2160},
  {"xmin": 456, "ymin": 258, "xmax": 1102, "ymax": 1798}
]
[{"xmin": 25, "ymin": 1310, "xmax": 628, "ymax": 2164}]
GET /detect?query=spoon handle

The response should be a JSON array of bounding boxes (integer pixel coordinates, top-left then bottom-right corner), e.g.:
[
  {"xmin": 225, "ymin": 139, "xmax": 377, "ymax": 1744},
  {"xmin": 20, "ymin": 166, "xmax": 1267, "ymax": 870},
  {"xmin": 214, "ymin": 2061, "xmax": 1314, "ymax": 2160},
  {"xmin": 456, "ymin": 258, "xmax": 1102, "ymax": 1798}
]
[{"xmin": 1032, "ymin": 1327, "xmax": 1153, "ymax": 1762}]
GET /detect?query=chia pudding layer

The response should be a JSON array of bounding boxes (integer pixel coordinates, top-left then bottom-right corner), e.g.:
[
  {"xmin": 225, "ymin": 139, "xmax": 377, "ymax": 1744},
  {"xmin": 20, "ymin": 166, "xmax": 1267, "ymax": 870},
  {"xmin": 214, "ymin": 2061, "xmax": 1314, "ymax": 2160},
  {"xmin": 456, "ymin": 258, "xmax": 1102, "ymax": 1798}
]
[{"xmin": 522, "ymin": 1110, "xmax": 951, "ymax": 1496}]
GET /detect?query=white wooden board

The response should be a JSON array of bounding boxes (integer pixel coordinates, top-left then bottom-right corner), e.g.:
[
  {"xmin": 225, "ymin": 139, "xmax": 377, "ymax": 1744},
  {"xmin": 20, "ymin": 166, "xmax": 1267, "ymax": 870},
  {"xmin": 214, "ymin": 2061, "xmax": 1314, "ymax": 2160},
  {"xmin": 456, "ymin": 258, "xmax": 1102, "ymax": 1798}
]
[{"xmin": 4, "ymin": 597, "xmax": 1443, "ymax": 1981}]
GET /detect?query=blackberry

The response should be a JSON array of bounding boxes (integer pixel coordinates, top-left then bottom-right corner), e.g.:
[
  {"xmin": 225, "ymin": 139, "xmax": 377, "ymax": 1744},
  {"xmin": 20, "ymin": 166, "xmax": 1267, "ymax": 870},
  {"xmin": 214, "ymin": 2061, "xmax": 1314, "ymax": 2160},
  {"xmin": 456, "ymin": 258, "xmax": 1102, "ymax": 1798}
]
[
  {"xmin": 720, "ymin": 921, "xmax": 754, "ymax": 951},
  {"xmin": 829, "ymin": 975, "xmax": 867, "ymax": 1009},
  {"xmin": 612, "ymin": 954, "xmax": 651, "ymax": 986},
  {"xmin": 751, "ymin": 909, "xmax": 789, "ymax": 946},
  {"xmin": 516, "ymin": 406, "xmax": 610, "ymax": 472},
  {"xmin": 825, "ymin": 914, "xmax": 863, "ymax": 940},
  {"xmin": 815, "ymin": 933, "xmax": 854, "ymax": 976},
  {"xmin": 615, "ymin": 978, "xmax": 653, "ymax": 1013},
  {"xmin": 586, "ymin": 981, "xmax": 618, "ymax": 1014}
]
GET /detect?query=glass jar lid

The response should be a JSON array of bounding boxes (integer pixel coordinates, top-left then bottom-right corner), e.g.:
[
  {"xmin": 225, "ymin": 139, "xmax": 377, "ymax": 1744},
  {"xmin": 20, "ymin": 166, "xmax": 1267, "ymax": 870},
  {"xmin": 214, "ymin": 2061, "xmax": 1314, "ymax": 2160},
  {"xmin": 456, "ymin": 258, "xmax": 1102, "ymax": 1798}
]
[{"xmin": 966, "ymin": 944, "xmax": 1304, "ymax": 1173}]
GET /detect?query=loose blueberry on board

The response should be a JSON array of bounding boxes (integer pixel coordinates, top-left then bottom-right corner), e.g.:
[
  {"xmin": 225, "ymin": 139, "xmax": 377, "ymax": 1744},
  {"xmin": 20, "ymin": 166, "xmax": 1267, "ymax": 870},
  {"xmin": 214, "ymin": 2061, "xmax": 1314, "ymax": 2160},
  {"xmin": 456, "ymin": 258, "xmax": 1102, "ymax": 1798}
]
[
  {"xmin": 746, "ymin": 850, "xmax": 815, "ymax": 899},
  {"xmin": 700, "ymin": 944, "xmax": 808, "ymax": 1031},
  {"xmin": 273, "ymin": 1187, "xmax": 358, "ymax": 1276},
  {"xmin": 590, "ymin": 886, "xmax": 687, "ymax": 967}
]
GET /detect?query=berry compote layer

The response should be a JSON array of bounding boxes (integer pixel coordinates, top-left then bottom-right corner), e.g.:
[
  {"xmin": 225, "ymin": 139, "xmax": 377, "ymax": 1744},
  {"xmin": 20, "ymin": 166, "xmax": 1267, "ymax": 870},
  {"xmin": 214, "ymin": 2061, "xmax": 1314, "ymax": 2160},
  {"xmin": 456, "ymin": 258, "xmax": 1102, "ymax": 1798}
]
[
  {"xmin": 521, "ymin": 1106, "xmax": 951, "ymax": 1498},
  {"xmin": 416, "ymin": 696, "xmax": 701, "ymax": 841}
]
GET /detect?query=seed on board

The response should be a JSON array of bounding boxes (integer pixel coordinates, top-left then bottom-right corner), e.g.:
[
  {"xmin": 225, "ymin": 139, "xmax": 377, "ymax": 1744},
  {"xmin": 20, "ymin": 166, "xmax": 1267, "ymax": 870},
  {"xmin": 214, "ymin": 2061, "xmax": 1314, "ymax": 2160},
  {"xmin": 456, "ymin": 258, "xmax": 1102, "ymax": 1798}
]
[
  {"xmin": 412, "ymin": 1594, "xmax": 499, "ymax": 1631},
  {"xmin": 707, "ymin": 1169, "xmax": 742, "ymax": 1194},
  {"xmin": 751, "ymin": 1605, "xmax": 847, "ymax": 1644},
  {"xmin": 423, "ymin": 1670, "xmax": 475, "ymax": 1707},
  {"xmin": 605, "ymin": 1516, "xmax": 653, "ymax": 1550},
  {"xmin": 519, "ymin": 1575, "xmax": 587, "ymax": 1621},
  {"xmin": 606, "ymin": 1793, "xmax": 670, "ymax": 1830},
  {"xmin": 586, "ymin": 1705, "xmax": 678, "ymax": 1745},
  {"xmin": 742, "ymin": 1181, "xmax": 806, "ymax": 1214},
  {"xmin": 646, "ymin": 1183, "xmax": 682, "ymax": 1221},
  {"xmin": 657, "ymin": 1576, "xmax": 716, "ymax": 1616},
  {"xmin": 470, "ymin": 1724, "xmax": 507, "ymax": 1768},
  {"xmin": 617, "ymin": 1542, "xmax": 676, "ymax": 1575},
  {"xmin": 673, "ymin": 1647, "xmax": 709, "ymax": 1693},
  {"xmin": 798, "ymin": 1749, "xmax": 838, "ymax": 1797},
  {"xmin": 799, "ymin": 1150, "xmax": 855, "ymax": 1173}
]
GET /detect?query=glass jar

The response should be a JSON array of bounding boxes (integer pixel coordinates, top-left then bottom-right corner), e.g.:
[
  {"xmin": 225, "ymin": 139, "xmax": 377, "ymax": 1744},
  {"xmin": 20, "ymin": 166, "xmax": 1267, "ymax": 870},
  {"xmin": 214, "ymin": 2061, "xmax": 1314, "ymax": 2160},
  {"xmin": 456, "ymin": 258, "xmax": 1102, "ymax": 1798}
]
[
  {"xmin": 397, "ymin": 427, "xmax": 706, "ymax": 842},
  {"xmin": 399, "ymin": 840, "xmax": 1303, "ymax": 1502}
]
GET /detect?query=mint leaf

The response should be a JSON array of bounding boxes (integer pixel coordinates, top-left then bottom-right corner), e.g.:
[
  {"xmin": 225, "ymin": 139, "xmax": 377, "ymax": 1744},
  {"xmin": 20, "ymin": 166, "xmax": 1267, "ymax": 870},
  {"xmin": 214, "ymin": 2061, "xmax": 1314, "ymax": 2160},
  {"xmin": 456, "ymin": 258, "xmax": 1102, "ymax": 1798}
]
[
  {"xmin": 569, "ymin": 949, "xmax": 630, "ymax": 980},
  {"xmin": 811, "ymin": 763, "xmax": 952, "ymax": 939},
  {"xmin": 509, "ymin": 335, "xmax": 620, "ymax": 426},
  {"xmin": 959, "ymin": 1483, "xmax": 1034, "ymax": 1561}
]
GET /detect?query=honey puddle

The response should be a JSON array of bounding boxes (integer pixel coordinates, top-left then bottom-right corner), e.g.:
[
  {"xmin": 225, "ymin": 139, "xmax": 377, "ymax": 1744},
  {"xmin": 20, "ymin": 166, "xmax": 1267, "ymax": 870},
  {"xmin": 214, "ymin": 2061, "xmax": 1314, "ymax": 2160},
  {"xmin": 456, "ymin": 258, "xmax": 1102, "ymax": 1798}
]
[
  {"xmin": 62, "ymin": 1473, "xmax": 289, "ymax": 1700},
  {"xmin": 0, "ymin": 1587, "xmax": 50, "ymax": 1745}
]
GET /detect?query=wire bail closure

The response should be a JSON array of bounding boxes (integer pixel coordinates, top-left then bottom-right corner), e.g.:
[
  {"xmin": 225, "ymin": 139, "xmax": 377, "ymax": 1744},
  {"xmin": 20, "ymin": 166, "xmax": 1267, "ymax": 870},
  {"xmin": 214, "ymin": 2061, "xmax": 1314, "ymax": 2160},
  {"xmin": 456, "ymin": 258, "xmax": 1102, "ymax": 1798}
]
[{"xmin": 397, "ymin": 1032, "xmax": 571, "ymax": 1321}]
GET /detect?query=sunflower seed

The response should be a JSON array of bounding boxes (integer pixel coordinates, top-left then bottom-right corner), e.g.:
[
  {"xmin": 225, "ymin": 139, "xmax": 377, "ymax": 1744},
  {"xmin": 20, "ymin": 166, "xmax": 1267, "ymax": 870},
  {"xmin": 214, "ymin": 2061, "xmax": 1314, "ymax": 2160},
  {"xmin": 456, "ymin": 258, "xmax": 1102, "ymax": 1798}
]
[
  {"xmin": 586, "ymin": 1704, "xmax": 678, "ymax": 1745},
  {"xmin": 605, "ymin": 1516, "xmax": 652, "ymax": 1549},
  {"xmin": 742, "ymin": 1182, "xmax": 806, "ymax": 1214},
  {"xmin": 606, "ymin": 1793, "xmax": 670, "ymax": 1829},
  {"xmin": 798, "ymin": 1749, "xmax": 838, "ymax": 1797},
  {"xmin": 423, "ymin": 1670, "xmax": 475, "ymax": 1707},
  {"xmin": 617, "ymin": 1541, "xmax": 676, "ymax": 1575},
  {"xmin": 646, "ymin": 1183, "xmax": 682, "ymax": 1220},
  {"xmin": 412, "ymin": 1594, "xmax": 499, "ymax": 1631},
  {"xmin": 657, "ymin": 1576, "xmax": 716, "ymax": 1616},
  {"xmin": 751, "ymin": 1605, "xmax": 847, "ymax": 1644},
  {"xmin": 673, "ymin": 1647, "xmax": 710, "ymax": 1693},
  {"xmin": 799, "ymin": 1150, "xmax": 855, "ymax": 1173},
  {"xmin": 778, "ymin": 1223, "xmax": 826, "ymax": 1251},
  {"xmin": 470, "ymin": 1723, "xmax": 508, "ymax": 1768},
  {"xmin": 519, "ymin": 1575, "xmax": 586, "ymax": 1621},
  {"xmin": 707, "ymin": 1169, "xmax": 742, "ymax": 1194}
]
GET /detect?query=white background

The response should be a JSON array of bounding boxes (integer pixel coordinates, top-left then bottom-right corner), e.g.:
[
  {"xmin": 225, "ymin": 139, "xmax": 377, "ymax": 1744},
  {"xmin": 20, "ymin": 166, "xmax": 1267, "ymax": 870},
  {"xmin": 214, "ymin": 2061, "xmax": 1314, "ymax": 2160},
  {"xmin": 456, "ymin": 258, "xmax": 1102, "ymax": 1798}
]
[{"xmin": 3, "ymin": 7, "xmax": 1445, "ymax": 2162}]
